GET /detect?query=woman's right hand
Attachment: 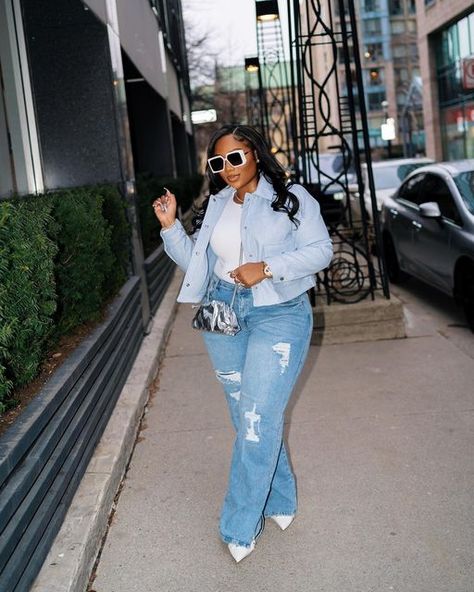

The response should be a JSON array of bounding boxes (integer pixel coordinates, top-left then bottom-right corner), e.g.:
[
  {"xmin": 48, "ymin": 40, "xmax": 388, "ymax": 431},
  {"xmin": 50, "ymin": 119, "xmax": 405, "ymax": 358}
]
[{"xmin": 152, "ymin": 188, "xmax": 178, "ymax": 229}]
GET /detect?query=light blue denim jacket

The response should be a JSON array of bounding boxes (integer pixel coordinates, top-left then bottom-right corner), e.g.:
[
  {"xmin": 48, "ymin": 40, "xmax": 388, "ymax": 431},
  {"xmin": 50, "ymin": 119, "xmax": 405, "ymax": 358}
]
[{"xmin": 160, "ymin": 175, "xmax": 333, "ymax": 306}]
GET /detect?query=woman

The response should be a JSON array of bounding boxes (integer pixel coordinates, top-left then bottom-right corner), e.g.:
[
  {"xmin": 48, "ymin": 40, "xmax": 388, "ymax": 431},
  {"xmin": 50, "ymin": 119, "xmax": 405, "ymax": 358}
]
[{"xmin": 152, "ymin": 124, "xmax": 332, "ymax": 563}]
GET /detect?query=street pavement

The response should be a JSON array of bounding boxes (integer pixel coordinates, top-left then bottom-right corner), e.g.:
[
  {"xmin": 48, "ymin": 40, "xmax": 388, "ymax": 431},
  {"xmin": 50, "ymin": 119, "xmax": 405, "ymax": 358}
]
[{"xmin": 90, "ymin": 279, "xmax": 474, "ymax": 592}]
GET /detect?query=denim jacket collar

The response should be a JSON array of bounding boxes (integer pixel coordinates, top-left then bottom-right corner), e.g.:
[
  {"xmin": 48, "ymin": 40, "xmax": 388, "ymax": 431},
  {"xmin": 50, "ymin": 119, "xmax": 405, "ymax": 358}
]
[{"xmin": 215, "ymin": 174, "xmax": 276, "ymax": 201}]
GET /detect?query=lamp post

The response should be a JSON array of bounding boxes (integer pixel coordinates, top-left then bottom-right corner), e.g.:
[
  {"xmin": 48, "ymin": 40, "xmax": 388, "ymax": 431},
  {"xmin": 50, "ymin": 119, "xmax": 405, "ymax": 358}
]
[
  {"xmin": 244, "ymin": 56, "xmax": 267, "ymax": 134},
  {"xmin": 256, "ymin": 0, "xmax": 279, "ymax": 21},
  {"xmin": 255, "ymin": 0, "xmax": 293, "ymax": 170}
]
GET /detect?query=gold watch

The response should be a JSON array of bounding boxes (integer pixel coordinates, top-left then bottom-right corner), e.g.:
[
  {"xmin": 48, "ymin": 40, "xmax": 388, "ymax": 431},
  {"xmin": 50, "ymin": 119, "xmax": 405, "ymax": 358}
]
[{"xmin": 262, "ymin": 262, "xmax": 273, "ymax": 278}]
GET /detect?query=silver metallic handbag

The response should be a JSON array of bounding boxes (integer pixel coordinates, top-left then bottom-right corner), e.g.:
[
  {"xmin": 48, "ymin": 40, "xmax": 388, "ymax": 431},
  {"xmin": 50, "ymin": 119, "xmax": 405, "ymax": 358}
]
[{"xmin": 191, "ymin": 245, "xmax": 242, "ymax": 336}]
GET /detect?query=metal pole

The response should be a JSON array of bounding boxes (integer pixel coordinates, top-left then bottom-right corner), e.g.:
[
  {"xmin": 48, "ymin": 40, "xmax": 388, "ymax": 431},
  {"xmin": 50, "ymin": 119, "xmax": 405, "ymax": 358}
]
[
  {"xmin": 105, "ymin": 1, "xmax": 151, "ymax": 330},
  {"xmin": 345, "ymin": 0, "xmax": 390, "ymax": 299}
]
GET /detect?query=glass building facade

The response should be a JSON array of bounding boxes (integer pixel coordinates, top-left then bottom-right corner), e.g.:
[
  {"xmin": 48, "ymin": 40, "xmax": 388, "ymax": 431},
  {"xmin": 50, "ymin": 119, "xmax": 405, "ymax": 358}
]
[{"xmin": 436, "ymin": 11, "xmax": 474, "ymax": 160}]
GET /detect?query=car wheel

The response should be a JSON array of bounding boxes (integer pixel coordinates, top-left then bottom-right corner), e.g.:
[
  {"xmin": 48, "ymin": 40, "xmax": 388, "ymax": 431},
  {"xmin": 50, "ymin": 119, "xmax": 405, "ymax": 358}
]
[{"xmin": 383, "ymin": 233, "xmax": 406, "ymax": 284}]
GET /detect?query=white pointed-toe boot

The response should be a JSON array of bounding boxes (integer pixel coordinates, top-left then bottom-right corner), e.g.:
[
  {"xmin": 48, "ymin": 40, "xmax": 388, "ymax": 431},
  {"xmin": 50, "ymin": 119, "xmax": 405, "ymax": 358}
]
[
  {"xmin": 228, "ymin": 540, "xmax": 256, "ymax": 563},
  {"xmin": 270, "ymin": 514, "xmax": 295, "ymax": 530}
]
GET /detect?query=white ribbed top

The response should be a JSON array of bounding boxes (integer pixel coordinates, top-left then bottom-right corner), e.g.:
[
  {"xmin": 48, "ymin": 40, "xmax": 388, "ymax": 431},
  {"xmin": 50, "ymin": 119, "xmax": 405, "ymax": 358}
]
[{"xmin": 209, "ymin": 197, "xmax": 244, "ymax": 282}]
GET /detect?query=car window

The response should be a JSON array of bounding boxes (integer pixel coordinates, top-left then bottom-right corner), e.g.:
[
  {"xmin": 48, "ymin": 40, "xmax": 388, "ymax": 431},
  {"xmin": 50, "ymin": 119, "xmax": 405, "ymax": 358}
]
[
  {"xmin": 373, "ymin": 166, "xmax": 404, "ymax": 190},
  {"xmin": 453, "ymin": 171, "xmax": 474, "ymax": 216},
  {"xmin": 373, "ymin": 162, "xmax": 429, "ymax": 190},
  {"xmin": 423, "ymin": 173, "xmax": 462, "ymax": 224},
  {"xmin": 397, "ymin": 173, "xmax": 427, "ymax": 205},
  {"xmin": 302, "ymin": 154, "xmax": 355, "ymax": 186}
]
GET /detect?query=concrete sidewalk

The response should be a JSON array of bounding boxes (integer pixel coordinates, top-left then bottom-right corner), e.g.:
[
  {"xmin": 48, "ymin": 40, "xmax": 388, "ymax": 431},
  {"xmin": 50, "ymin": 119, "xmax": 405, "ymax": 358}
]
[{"xmin": 88, "ymin": 289, "xmax": 474, "ymax": 592}]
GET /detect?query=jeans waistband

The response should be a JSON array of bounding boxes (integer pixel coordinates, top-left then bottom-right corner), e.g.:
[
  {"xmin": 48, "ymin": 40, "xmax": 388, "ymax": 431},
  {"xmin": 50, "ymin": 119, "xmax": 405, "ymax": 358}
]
[{"xmin": 210, "ymin": 273, "xmax": 252, "ymax": 294}]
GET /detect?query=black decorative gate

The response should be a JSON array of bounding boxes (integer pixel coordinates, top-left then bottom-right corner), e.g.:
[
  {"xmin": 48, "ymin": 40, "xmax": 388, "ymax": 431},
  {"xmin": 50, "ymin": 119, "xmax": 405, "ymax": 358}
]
[
  {"xmin": 251, "ymin": 0, "xmax": 390, "ymax": 304},
  {"xmin": 255, "ymin": 1, "xmax": 294, "ymax": 170}
]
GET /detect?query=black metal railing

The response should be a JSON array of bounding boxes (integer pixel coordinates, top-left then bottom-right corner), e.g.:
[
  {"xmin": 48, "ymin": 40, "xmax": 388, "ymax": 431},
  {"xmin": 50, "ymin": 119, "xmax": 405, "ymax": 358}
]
[
  {"xmin": 285, "ymin": 0, "xmax": 390, "ymax": 304},
  {"xmin": 255, "ymin": 11, "xmax": 294, "ymax": 170}
]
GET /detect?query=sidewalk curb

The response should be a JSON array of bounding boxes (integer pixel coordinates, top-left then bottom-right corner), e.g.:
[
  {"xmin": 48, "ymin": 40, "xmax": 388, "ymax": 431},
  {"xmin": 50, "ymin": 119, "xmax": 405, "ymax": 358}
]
[{"xmin": 31, "ymin": 270, "xmax": 183, "ymax": 592}]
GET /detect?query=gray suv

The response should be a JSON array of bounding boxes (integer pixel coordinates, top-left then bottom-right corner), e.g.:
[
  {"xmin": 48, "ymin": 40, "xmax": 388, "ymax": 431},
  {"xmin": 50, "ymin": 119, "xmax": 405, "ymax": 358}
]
[{"xmin": 381, "ymin": 160, "xmax": 474, "ymax": 331}]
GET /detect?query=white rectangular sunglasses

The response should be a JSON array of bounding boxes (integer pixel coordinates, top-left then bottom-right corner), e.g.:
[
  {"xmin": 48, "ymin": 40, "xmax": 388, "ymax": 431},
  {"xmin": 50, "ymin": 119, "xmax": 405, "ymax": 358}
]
[{"xmin": 207, "ymin": 149, "xmax": 250, "ymax": 173}]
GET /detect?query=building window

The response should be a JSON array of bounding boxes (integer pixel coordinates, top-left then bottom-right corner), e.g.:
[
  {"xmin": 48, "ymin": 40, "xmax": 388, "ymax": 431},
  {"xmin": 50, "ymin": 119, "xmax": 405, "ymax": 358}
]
[
  {"xmin": 368, "ymin": 68, "xmax": 384, "ymax": 85},
  {"xmin": 364, "ymin": 18, "xmax": 383, "ymax": 36},
  {"xmin": 393, "ymin": 45, "xmax": 407, "ymax": 58},
  {"xmin": 395, "ymin": 67, "xmax": 409, "ymax": 85},
  {"xmin": 364, "ymin": 42, "xmax": 384, "ymax": 61},
  {"xmin": 364, "ymin": 0, "xmax": 379, "ymax": 11},
  {"xmin": 392, "ymin": 21, "xmax": 406, "ymax": 34},
  {"xmin": 409, "ymin": 44, "xmax": 419, "ymax": 59},
  {"xmin": 389, "ymin": 0, "xmax": 403, "ymax": 15},
  {"xmin": 436, "ymin": 12, "xmax": 474, "ymax": 160},
  {"xmin": 397, "ymin": 92, "xmax": 407, "ymax": 105},
  {"xmin": 408, "ymin": 0, "xmax": 416, "ymax": 13},
  {"xmin": 367, "ymin": 91, "xmax": 386, "ymax": 110}
]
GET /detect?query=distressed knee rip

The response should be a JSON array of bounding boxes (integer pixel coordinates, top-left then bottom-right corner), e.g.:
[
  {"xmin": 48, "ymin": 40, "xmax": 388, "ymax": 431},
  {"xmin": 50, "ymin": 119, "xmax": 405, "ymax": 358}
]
[
  {"xmin": 215, "ymin": 370, "xmax": 241, "ymax": 401},
  {"xmin": 272, "ymin": 342, "xmax": 291, "ymax": 374},
  {"xmin": 244, "ymin": 402, "xmax": 261, "ymax": 443}
]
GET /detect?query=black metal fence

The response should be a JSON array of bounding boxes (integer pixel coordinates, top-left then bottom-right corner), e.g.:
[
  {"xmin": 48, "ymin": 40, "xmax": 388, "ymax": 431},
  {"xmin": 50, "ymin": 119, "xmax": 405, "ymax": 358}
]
[
  {"xmin": 286, "ymin": 0, "xmax": 390, "ymax": 304},
  {"xmin": 144, "ymin": 243, "xmax": 177, "ymax": 315},
  {"xmin": 250, "ymin": 0, "xmax": 390, "ymax": 304}
]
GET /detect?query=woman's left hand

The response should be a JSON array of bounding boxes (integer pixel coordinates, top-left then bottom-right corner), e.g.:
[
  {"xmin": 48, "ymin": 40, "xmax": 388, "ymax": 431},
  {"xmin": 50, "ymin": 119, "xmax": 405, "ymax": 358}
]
[{"xmin": 229, "ymin": 262, "xmax": 266, "ymax": 287}]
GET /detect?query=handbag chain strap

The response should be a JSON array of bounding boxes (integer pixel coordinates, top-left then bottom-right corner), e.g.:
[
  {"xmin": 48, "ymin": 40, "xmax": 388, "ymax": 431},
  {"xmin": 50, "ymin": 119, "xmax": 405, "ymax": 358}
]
[{"xmin": 229, "ymin": 243, "xmax": 243, "ymax": 309}]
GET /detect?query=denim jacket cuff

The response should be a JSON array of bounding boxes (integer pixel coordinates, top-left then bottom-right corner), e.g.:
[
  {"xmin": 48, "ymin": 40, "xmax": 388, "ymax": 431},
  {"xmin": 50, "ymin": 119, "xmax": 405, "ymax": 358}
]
[
  {"xmin": 264, "ymin": 255, "xmax": 289, "ymax": 283},
  {"xmin": 160, "ymin": 218, "xmax": 185, "ymax": 243}
]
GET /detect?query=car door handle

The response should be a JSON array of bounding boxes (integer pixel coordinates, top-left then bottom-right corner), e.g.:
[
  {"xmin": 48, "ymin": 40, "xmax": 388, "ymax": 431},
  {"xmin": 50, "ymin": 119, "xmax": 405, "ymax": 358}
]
[
  {"xmin": 412, "ymin": 221, "xmax": 422, "ymax": 230},
  {"xmin": 389, "ymin": 208, "xmax": 398, "ymax": 217}
]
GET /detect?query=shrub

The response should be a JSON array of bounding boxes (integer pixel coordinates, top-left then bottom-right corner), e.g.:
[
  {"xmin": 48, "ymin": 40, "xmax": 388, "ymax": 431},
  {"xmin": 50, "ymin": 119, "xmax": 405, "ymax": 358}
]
[
  {"xmin": 0, "ymin": 197, "xmax": 57, "ymax": 409},
  {"xmin": 50, "ymin": 187, "xmax": 116, "ymax": 336},
  {"xmin": 98, "ymin": 184, "xmax": 131, "ymax": 297},
  {"xmin": 0, "ymin": 184, "xmax": 132, "ymax": 413}
]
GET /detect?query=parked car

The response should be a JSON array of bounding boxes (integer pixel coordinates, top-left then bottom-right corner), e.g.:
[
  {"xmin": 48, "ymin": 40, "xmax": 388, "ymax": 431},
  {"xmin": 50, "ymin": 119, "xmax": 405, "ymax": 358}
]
[
  {"xmin": 300, "ymin": 153, "xmax": 356, "ymax": 225},
  {"xmin": 381, "ymin": 160, "xmax": 474, "ymax": 330},
  {"xmin": 352, "ymin": 158, "xmax": 434, "ymax": 222}
]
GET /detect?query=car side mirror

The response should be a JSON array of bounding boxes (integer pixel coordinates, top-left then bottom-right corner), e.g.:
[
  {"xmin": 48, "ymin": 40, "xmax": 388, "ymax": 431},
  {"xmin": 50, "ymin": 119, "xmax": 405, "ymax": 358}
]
[{"xmin": 419, "ymin": 201, "xmax": 441, "ymax": 218}]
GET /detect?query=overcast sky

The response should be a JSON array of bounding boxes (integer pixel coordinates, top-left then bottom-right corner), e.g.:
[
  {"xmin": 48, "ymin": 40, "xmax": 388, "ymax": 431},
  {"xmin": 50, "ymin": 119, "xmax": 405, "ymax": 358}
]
[{"xmin": 182, "ymin": 0, "xmax": 289, "ymax": 67}]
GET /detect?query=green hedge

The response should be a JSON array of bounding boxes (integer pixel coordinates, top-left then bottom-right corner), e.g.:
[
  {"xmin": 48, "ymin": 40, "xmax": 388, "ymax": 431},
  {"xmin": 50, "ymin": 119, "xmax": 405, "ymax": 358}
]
[
  {"xmin": 0, "ymin": 173, "xmax": 199, "ymax": 414},
  {"xmin": 0, "ymin": 198, "xmax": 57, "ymax": 410},
  {"xmin": 136, "ymin": 173, "xmax": 203, "ymax": 257},
  {"xmin": 0, "ymin": 184, "xmax": 130, "ymax": 413},
  {"xmin": 50, "ymin": 185, "xmax": 129, "ymax": 336}
]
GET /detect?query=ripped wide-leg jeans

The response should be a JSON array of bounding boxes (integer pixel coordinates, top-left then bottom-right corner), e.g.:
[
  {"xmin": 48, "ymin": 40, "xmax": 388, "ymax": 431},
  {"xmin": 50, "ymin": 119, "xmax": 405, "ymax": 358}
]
[{"xmin": 202, "ymin": 276, "xmax": 313, "ymax": 548}]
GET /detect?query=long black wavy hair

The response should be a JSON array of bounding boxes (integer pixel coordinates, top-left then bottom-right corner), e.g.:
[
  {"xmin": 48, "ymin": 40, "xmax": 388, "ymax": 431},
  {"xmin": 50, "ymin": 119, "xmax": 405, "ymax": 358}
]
[{"xmin": 190, "ymin": 124, "xmax": 300, "ymax": 233}]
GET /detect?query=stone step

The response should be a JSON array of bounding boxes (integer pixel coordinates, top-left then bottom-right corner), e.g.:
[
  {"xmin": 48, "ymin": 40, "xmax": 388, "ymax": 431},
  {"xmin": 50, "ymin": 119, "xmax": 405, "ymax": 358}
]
[{"xmin": 312, "ymin": 294, "xmax": 406, "ymax": 345}]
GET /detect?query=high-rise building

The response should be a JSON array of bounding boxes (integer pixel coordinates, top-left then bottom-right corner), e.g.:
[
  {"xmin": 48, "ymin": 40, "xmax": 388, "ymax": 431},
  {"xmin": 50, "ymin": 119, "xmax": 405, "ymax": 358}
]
[
  {"xmin": 347, "ymin": 0, "xmax": 421, "ymax": 156},
  {"xmin": 417, "ymin": 0, "xmax": 474, "ymax": 160}
]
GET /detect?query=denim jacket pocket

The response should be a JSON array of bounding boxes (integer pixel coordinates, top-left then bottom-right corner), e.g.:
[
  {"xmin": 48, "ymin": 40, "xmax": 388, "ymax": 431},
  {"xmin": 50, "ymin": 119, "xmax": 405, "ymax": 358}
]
[{"xmin": 263, "ymin": 238, "xmax": 295, "ymax": 258}]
